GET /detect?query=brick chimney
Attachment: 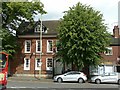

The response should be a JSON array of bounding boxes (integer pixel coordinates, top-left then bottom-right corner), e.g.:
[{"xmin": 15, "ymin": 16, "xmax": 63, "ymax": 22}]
[{"xmin": 113, "ymin": 26, "xmax": 120, "ymax": 38}]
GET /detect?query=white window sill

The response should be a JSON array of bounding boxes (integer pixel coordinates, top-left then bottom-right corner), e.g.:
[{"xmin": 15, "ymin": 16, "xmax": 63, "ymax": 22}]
[
  {"xmin": 47, "ymin": 51, "xmax": 53, "ymax": 53},
  {"xmin": 105, "ymin": 54, "xmax": 113, "ymax": 56},
  {"xmin": 24, "ymin": 52, "xmax": 31, "ymax": 53}
]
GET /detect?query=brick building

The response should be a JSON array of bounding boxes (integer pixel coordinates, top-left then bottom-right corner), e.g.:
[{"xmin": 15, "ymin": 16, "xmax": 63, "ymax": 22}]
[
  {"xmin": 90, "ymin": 26, "xmax": 120, "ymax": 76},
  {"xmin": 9, "ymin": 20, "xmax": 59, "ymax": 78},
  {"xmin": 9, "ymin": 20, "xmax": 120, "ymax": 78}
]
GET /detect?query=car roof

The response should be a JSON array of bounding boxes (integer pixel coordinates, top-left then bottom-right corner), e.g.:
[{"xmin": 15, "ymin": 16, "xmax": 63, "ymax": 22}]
[{"xmin": 66, "ymin": 71, "xmax": 82, "ymax": 73}]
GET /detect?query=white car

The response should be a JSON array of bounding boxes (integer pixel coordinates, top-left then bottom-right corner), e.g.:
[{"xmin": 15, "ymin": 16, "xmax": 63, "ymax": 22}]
[
  {"xmin": 54, "ymin": 71, "xmax": 87, "ymax": 83},
  {"xmin": 91, "ymin": 72, "xmax": 120, "ymax": 84}
]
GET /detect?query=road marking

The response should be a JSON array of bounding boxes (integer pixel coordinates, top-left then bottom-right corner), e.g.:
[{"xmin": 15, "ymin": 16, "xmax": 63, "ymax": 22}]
[
  {"xmin": 10, "ymin": 87, "xmax": 26, "ymax": 88},
  {"xmin": 8, "ymin": 86, "xmax": 49, "ymax": 88}
]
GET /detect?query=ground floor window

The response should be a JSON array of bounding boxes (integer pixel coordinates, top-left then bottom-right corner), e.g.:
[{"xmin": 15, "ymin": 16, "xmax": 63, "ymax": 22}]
[
  {"xmin": 116, "ymin": 66, "xmax": 120, "ymax": 72},
  {"xmin": 104, "ymin": 65, "xmax": 114, "ymax": 74},
  {"xmin": 90, "ymin": 65, "xmax": 115, "ymax": 75},
  {"xmin": 89, "ymin": 66, "xmax": 98, "ymax": 75},
  {"xmin": 24, "ymin": 58, "xmax": 30, "ymax": 70},
  {"xmin": 46, "ymin": 58, "xmax": 53, "ymax": 71},
  {"xmin": 35, "ymin": 58, "xmax": 41, "ymax": 70}
]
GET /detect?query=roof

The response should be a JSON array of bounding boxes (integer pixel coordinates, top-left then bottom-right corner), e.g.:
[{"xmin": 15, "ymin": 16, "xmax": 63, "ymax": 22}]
[
  {"xmin": 17, "ymin": 21, "xmax": 120, "ymax": 46},
  {"xmin": 17, "ymin": 20, "xmax": 60, "ymax": 36}
]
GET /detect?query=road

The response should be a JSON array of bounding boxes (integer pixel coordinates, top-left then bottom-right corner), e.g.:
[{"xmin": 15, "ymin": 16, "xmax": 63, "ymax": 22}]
[{"xmin": 4, "ymin": 80, "xmax": 120, "ymax": 90}]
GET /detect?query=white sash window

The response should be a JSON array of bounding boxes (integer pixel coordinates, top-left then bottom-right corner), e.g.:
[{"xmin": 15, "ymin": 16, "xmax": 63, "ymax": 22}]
[
  {"xmin": 104, "ymin": 47, "xmax": 113, "ymax": 55},
  {"xmin": 47, "ymin": 40, "xmax": 53, "ymax": 53},
  {"xmin": 25, "ymin": 40, "xmax": 31, "ymax": 53},
  {"xmin": 35, "ymin": 58, "xmax": 41, "ymax": 70},
  {"xmin": 46, "ymin": 58, "xmax": 53, "ymax": 71},
  {"xmin": 24, "ymin": 58, "xmax": 30, "ymax": 70},
  {"xmin": 36, "ymin": 40, "xmax": 41, "ymax": 53}
]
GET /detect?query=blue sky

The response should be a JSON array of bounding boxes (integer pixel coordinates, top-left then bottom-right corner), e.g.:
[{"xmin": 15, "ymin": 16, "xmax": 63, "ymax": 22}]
[{"xmin": 34, "ymin": 0, "xmax": 120, "ymax": 33}]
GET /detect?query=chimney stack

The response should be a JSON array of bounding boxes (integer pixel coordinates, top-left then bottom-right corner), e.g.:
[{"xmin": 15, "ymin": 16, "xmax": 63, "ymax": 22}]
[{"xmin": 113, "ymin": 26, "xmax": 119, "ymax": 38}]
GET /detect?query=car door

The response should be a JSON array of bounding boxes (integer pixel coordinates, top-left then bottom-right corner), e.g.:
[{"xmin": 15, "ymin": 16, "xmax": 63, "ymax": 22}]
[
  {"xmin": 101, "ymin": 73, "xmax": 111, "ymax": 82},
  {"xmin": 101, "ymin": 73, "xmax": 117, "ymax": 83},
  {"xmin": 109, "ymin": 73, "xmax": 118, "ymax": 82},
  {"xmin": 70, "ymin": 72, "xmax": 80, "ymax": 81},
  {"xmin": 62, "ymin": 72, "xmax": 74, "ymax": 81}
]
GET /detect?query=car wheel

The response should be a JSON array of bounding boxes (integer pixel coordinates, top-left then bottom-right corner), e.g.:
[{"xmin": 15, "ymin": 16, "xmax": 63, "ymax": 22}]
[
  {"xmin": 118, "ymin": 79, "xmax": 120, "ymax": 85},
  {"xmin": 57, "ymin": 78, "xmax": 62, "ymax": 83},
  {"xmin": 78, "ymin": 78, "xmax": 84, "ymax": 83},
  {"xmin": 95, "ymin": 79, "xmax": 101, "ymax": 84}
]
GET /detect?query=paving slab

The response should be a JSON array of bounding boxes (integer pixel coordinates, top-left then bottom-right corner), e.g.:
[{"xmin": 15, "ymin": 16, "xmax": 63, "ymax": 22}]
[{"xmin": 8, "ymin": 76, "xmax": 53, "ymax": 82}]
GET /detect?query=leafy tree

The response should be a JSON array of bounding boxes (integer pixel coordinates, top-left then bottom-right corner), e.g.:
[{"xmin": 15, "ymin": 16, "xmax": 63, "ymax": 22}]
[
  {"xmin": 57, "ymin": 2, "xmax": 110, "ymax": 70},
  {"xmin": 2, "ymin": 1, "xmax": 46, "ymax": 32},
  {"xmin": 1, "ymin": 1, "xmax": 46, "ymax": 56},
  {"xmin": 0, "ymin": 28, "xmax": 19, "ymax": 58}
]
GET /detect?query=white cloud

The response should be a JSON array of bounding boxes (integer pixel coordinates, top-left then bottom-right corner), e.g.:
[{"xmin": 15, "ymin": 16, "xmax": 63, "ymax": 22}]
[{"xmin": 35, "ymin": 0, "xmax": 120, "ymax": 33}]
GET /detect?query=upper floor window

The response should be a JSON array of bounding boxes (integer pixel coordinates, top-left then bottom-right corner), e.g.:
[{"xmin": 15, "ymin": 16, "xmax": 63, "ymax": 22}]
[
  {"xmin": 35, "ymin": 25, "xmax": 44, "ymax": 33},
  {"xmin": 36, "ymin": 40, "xmax": 41, "ymax": 53},
  {"xmin": 56, "ymin": 40, "xmax": 61, "ymax": 52},
  {"xmin": 104, "ymin": 47, "xmax": 113, "ymax": 55},
  {"xmin": 47, "ymin": 40, "xmax": 53, "ymax": 53},
  {"xmin": 25, "ymin": 40, "xmax": 31, "ymax": 53}
]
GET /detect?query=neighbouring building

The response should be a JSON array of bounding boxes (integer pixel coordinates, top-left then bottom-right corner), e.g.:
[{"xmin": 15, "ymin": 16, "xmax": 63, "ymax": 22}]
[
  {"xmin": 9, "ymin": 19, "xmax": 120, "ymax": 78},
  {"xmin": 90, "ymin": 26, "xmax": 120, "ymax": 76}
]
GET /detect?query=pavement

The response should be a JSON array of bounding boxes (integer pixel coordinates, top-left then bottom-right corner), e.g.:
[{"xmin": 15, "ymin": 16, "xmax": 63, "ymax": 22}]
[{"xmin": 8, "ymin": 76, "xmax": 53, "ymax": 82}]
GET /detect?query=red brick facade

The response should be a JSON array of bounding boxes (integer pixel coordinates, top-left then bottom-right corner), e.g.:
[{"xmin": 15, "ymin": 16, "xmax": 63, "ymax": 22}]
[
  {"xmin": 101, "ymin": 26, "xmax": 120, "ymax": 66},
  {"xmin": 10, "ymin": 36, "xmax": 57, "ymax": 77},
  {"xmin": 10, "ymin": 21, "xmax": 120, "ymax": 77}
]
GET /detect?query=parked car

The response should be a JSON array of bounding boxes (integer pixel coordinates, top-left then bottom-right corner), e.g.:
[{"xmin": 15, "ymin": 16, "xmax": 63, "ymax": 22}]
[
  {"xmin": 54, "ymin": 71, "xmax": 87, "ymax": 83},
  {"xmin": 90, "ymin": 72, "xmax": 120, "ymax": 84}
]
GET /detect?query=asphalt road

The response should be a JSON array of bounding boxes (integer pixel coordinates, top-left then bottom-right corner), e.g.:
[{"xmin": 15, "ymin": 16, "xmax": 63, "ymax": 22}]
[{"xmin": 5, "ymin": 80, "xmax": 120, "ymax": 90}]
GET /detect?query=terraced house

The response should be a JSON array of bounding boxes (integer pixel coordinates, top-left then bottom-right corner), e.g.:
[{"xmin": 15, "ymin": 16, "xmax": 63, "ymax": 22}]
[
  {"xmin": 9, "ymin": 20, "xmax": 120, "ymax": 78},
  {"xmin": 9, "ymin": 20, "xmax": 59, "ymax": 78},
  {"xmin": 90, "ymin": 26, "xmax": 120, "ymax": 76}
]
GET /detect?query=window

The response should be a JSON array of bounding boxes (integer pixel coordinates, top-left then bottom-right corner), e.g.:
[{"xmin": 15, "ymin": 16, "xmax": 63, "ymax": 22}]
[
  {"xmin": 35, "ymin": 58, "xmax": 41, "ymax": 70},
  {"xmin": 73, "ymin": 72, "xmax": 81, "ymax": 74},
  {"xmin": 89, "ymin": 66, "xmax": 98, "ymax": 75},
  {"xmin": 46, "ymin": 58, "xmax": 53, "ymax": 71},
  {"xmin": 25, "ymin": 40, "xmax": 31, "ymax": 53},
  {"xmin": 35, "ymin": 25, "xmax": 44, "ymax": 33},
  {"xmin": 56, "ymin": 40, "xmax": 60, "ymax": 52},
  {"xmin": 66, "ymin": 72, "xmax": 73, "ymax": 75},
  {"xmin": 104, "ymin": 47, "xmax": 113, "ymax": 55},
  {"xmin": 24, "ymin": 58, "xmax": 30, "ymax": 70},
  {"xmin": 36, "ymin": 40, "xmax": 41, "ymax": 53},
  {"xmin": 47, "ymin": 40, "xmax": 53, "ymax": 53}
]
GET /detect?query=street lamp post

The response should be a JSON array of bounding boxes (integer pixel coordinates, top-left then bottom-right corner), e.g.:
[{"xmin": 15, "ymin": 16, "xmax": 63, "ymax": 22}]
[{"xmin": 39, "ymin": 14, "xmax": 42, "ymax": 79}]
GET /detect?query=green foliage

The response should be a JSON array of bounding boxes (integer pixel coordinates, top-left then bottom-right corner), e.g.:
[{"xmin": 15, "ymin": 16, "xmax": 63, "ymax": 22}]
[
  {"xmin": 0, "ymin": 29, "xmax": 19, "ymax": 58},
  {"xmin": 1, "ymin": 1, "xmax": 46, "ymax": 57},
  {"xmin": 57, "ymin": 2, "xmax": 111, "ymax": 70},
  {"xmin": 2, "ymin": 1, "xmax": 46, "ymax": 31}
]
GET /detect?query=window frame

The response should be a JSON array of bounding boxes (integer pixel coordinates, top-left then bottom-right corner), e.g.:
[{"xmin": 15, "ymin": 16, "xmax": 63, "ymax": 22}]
[
  {"xmin": 104, "ymin": 47, "xmax": 113, "ymax": 55},
  {"xmin": 25, "ymin": 40, "xmax": 31, "ymax": 53},
  {"xmin": 34, "ymin": 25, "xmax": 44, "ymax": 33},
  {"xmin": 24, "ymin": 58, "xmax": 30, "ymax": 70},
  {"xmin": 36, "ymin": 40, "xmax": 41, "ymax": 53},
  {"xmin": 46, "ymin": 58, "xmax": 53, "ymax": 71},
  {"xmin": 47, "ymin": 40, "xmax": 53, "ymax": 53},
  {"xmin": 56, "ymin": 40, "xmax": 59, "ymax": 52},
  {"xmin": 35, "ymin": 58, "xmax": 41, "ymax": 70}
]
